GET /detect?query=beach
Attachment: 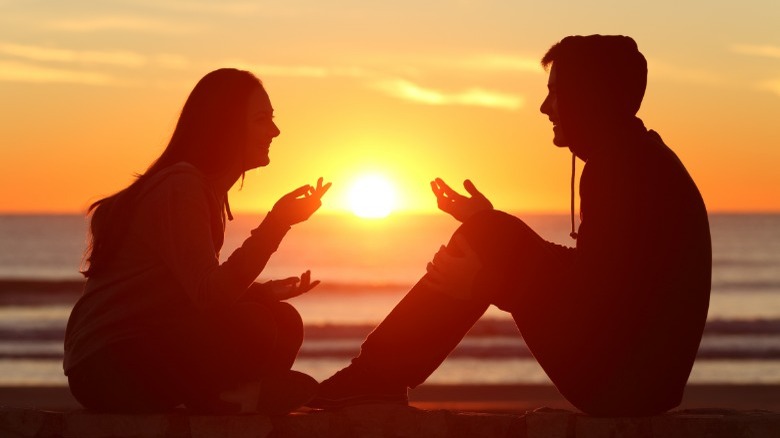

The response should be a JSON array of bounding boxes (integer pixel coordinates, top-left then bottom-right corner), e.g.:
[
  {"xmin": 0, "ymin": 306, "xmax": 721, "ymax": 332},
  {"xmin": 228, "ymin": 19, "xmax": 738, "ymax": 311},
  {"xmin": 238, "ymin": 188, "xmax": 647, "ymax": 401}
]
[
  {"xmin": 1, "ymin": 214, "xmax": 779, "ymax": 418},
  {"xmin": 2, "ymin": 384, "xmax": 779, "ymax": 414}
]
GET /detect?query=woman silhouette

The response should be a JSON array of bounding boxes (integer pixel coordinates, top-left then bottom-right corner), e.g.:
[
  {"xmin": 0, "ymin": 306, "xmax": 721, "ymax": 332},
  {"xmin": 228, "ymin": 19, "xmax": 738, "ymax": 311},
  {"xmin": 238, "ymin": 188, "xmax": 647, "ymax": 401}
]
[{"xmin": 64, "ymin": 68, "xmax": 330, "ymax": 414}]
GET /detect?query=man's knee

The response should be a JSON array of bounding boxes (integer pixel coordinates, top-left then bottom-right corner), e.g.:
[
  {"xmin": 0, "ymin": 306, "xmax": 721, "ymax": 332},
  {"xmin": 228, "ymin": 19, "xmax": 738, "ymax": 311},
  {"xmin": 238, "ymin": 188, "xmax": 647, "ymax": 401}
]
[
  {"xmin": 459, "ymin": 210, "xmax": 521, "ymax": 233},
  {"xmin": 452, "ymin": 210, "xmax": 539, "ymax": 261}
]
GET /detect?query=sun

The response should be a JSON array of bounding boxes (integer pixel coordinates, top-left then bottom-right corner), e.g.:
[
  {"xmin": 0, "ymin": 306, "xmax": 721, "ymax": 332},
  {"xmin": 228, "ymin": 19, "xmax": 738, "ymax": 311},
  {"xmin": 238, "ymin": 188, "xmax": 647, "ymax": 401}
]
[{"xmin": 347, "ymin": 174, "xmax": 398, "ymax": 219}]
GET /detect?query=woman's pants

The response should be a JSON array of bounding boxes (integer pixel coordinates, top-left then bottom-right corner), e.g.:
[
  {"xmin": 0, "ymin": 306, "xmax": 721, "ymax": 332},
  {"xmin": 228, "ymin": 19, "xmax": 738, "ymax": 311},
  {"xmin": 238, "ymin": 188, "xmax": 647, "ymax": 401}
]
[{"xmin": 68, "ymin": 300, "xmax": 303, "ymax": 413}]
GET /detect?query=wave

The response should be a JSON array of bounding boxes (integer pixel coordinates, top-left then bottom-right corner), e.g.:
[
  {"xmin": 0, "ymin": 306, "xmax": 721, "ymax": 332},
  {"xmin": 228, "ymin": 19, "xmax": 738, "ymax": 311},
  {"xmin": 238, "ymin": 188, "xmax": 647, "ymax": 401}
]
[
  {"xmin": 4, "ymin": 343, "xmax": 780, "ymax": 361},
  {"xmin": 305, "ymin": 318, "xmax": 780, "ymax": 338},
  {"xmin": 4, "ymin": 318, "xmax": 780, "ymax": 342},
  {"xmin": 1, "ymin": 277, "xmax": 778, "ymax": 299},
  {"xmin": 0, "ymin": 279, "xmax": 413, "ymax": 295},
  {"xmin": 710, "ymin": 280, "xmax": 780, "ymax": 292},
  {"xmin": 713, "ymin": 258, "xmax": 780, "ymax": 268}
]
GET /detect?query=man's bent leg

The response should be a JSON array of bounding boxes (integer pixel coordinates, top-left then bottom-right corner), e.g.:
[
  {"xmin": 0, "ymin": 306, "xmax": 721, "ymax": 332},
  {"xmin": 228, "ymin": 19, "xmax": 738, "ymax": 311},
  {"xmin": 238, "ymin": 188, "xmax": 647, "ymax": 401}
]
[
  {"xmin": 354, "ymin": 279, "xmax": 490, "ymax": 388},
  {"xmin": 312, "ymin": 211, "xmax": 568, "ymax": 409}
]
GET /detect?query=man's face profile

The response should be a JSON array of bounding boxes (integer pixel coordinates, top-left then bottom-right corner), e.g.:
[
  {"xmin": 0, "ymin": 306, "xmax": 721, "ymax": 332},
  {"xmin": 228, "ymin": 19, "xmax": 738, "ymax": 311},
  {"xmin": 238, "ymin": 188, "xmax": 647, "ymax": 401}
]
[{"xmin": 540, "ymin": 63, "xmax": 568, "ymax": 147}]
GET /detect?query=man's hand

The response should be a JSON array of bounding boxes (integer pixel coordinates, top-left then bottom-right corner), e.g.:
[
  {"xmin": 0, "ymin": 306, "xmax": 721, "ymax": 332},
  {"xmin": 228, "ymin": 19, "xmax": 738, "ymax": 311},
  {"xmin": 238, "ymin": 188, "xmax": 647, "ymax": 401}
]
[
  {"xmin": 421, "ymin": 235, "xmax": 482, "ymax": 300},
  {"xmin": 259, "ymin": 271, "xmax": 320, "ymax": 301},
  {"xmin": 271, "ymin": 177, "xmax": 331, "ymax": 226},
  {"xmin": 431, "ymin": 178, "xmax": 493, "ymax": 223}
]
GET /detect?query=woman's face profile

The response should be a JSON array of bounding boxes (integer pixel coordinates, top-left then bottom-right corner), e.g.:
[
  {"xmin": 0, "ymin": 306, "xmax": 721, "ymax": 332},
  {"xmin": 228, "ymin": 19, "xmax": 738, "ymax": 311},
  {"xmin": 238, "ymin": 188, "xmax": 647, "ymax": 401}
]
[{"xmin": 244, "ymin": 86, "xmax": 280, "ymax": 170}]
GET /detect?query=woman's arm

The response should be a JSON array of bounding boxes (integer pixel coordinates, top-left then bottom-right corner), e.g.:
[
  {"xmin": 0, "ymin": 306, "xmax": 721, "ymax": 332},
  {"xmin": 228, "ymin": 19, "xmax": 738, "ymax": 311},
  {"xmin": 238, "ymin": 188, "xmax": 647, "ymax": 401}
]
[{"xmin": 134, "ymin": 171, "xmax": 291, "ymax": 308}]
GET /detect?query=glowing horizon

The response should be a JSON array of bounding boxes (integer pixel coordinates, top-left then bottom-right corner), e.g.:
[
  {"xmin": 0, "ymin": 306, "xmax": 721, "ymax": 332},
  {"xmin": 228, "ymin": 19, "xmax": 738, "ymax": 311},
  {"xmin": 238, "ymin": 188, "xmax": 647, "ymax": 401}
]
[{"xmin": 1, "ymin": 1, "xmax": 779, "ymax": 214}]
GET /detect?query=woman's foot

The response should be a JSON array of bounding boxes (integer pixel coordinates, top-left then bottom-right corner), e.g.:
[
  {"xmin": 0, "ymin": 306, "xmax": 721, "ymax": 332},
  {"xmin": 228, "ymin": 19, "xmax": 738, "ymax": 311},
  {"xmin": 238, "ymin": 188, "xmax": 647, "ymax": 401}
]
[
  {"xmin": 220, "ymin": 370, "xmax": 318, "ymax": 415},
  {"xmin": 256, "ymin": 370, "xmax": 318, "ymax": 415},
  {"xmin": 306, "ymin": 363, "xmax": 408, "ymax": 410}
]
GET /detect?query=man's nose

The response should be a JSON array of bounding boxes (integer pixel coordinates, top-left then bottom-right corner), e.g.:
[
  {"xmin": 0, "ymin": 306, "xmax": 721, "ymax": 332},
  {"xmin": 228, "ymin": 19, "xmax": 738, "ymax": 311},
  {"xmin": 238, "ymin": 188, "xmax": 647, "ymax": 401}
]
[{"xmin": 540, "ymin": 96, "xmax": 550, "ymax": 115}]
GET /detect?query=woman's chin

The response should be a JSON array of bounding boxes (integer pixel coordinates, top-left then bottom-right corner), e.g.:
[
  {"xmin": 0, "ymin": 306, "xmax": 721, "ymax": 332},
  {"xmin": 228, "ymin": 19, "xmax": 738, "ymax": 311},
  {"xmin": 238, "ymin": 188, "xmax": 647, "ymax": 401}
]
[{"xmin": 245, "ymin": 156, "xmax": 270, "ymax": 170}]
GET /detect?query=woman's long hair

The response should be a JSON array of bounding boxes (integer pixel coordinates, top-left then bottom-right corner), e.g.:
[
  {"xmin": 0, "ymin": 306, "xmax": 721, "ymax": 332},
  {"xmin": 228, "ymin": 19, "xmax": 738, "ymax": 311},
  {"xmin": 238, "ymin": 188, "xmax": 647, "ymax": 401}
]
[{"xmin": 82, "ymin": 68, "xmax": 263, "ymax": 277}]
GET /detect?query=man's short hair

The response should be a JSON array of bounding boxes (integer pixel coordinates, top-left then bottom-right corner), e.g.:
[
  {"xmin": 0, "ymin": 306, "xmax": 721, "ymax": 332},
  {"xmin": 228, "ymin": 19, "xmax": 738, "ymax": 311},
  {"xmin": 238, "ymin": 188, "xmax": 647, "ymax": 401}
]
[{"xmin": 541, "ymin": 35, "xmax": 647, "ymax": 116}]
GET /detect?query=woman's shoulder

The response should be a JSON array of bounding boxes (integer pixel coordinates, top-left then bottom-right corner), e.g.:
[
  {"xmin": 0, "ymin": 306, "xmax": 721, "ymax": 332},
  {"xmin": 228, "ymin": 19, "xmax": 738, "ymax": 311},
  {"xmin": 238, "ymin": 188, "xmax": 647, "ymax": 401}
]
[
  {"xmin": 154, "ymin": 162, "xmax": 206, "ymax": 184},
  {"xmin": 139, "ymin": 162, "xmax": 210, "ymax": 198}
]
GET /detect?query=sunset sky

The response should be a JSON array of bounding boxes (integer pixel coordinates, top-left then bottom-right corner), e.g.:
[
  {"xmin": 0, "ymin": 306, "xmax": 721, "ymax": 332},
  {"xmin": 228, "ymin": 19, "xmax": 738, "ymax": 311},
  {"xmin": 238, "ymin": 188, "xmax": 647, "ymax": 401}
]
[{"xmin": 1, "ymin": 0, "xmax": 779, "ymax": 215}]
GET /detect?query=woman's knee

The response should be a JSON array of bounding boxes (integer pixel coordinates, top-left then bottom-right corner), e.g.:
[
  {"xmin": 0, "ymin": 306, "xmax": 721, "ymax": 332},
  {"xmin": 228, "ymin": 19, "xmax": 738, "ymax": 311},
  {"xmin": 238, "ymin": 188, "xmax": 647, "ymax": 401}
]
[{"xmin": 270, "ymin": 301, "xmax": 304, "ymax": 345}]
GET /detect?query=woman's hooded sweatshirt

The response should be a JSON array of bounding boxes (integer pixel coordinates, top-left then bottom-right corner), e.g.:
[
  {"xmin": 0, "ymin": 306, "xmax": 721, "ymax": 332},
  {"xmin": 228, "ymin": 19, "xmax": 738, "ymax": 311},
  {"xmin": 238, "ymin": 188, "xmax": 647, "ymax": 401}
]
[{"xmin": 64, "ymin": 163, "xmax": 290, "ymax": 374}]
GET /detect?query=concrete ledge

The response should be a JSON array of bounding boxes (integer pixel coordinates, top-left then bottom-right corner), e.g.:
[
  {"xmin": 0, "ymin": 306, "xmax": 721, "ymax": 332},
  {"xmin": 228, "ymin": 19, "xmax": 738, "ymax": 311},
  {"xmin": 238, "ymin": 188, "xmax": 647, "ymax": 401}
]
[{"xmin": 1, "ymin": 405, "xmax": 778, "ymax": 438}]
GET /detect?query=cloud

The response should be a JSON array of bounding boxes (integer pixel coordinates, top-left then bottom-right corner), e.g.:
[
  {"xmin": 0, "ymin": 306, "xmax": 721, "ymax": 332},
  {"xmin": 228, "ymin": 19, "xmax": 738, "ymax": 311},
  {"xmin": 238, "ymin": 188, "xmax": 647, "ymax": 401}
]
[
  {"xmin": 0, "ymin": 60, "xmax": 117, "ymax": 85},
  {"xmin": 45, "ymin": 16, "xmax": 200, "ymax": 34},
  {"xmin": 228, "ymin": 63, "xmax": 329, "ymax": 78},
  {"xmin": 221, "ymin": 60, "xmax": 524, "ymax": 110},
  {"xmin": 0, "ymin": 42, "xmax": 192, "ymax": 72},
  {"xmin": 362, "ymin": 53, "xmax": 543, "ymax": 76},
  {"xmin": 153, "ymin": 53, "xmax": 190, "ymax": 70},
  {"xmin": 0, "ymin": 42, "xmax": 146, "ymax": 68},
  {"xmin": 224, "ymin": 61, "xmax": 368, "ymax": 79},
  {"xmin": 759, "ymin": 79, "xmax": 780, "ymax": 97},
  {"xmin": 454, "ymin": 54, "xmax": 542, "ymax": 74},
  {"xmin": 128, "ymin": 0, "xmax": 306, "ymax": 17},
  {"xmin": 373, "ymin": 79, "xmax": 523, "ymax": 110},
  {"xmin": 648, "ymin": 59, "xmax": 722, "ymax": 86},
  {"xmin": 730, "ymin": 44, "xmax": 780, "ymax": 59},
  {"xmin": 136, "ymin": 0, "xmax": 262, "ymax": 15}
]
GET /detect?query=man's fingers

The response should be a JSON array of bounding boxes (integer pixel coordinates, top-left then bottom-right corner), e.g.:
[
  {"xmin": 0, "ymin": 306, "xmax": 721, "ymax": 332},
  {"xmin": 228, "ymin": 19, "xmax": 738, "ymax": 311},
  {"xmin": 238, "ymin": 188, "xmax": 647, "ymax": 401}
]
[
  {"xmin": 463, "ymin": 180, "xmax": 482, "ymax": 198},
  {"xmin": 430, "ymin": 180, "xmax": 444, "ymax": 198},
  {"xmin": 449, "ymin": 235, "xmax": 477, "ymax": 258},
  {"xmin": 434, "ymin": 245, "xmax": 467, "ymax": 269},
  {"xmin": 420, "ymin": 276, "xmax": 445, "ymax": 292},
  {"xmin": 425, "ymin": 267, "xmax": 446, "ymax": 286},
  {"xmin": 435, "ymin": 178, "xmax": 461, "ymax": 198}
]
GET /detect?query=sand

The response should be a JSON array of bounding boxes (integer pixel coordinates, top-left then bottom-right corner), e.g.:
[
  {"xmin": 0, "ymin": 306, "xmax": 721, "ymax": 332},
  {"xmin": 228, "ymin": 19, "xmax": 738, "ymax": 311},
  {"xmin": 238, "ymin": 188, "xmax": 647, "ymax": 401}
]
[{"xmin": 1, "ymin": 384, "xmax": 778, "ymax": 413}]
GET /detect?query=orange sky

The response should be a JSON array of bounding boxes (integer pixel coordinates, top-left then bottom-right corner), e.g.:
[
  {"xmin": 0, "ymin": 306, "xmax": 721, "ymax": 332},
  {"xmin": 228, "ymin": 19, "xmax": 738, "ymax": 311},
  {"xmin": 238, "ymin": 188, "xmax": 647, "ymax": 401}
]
[{"xmin": 1, "ymin": 1, "xmax": 779, "ymax": 214}]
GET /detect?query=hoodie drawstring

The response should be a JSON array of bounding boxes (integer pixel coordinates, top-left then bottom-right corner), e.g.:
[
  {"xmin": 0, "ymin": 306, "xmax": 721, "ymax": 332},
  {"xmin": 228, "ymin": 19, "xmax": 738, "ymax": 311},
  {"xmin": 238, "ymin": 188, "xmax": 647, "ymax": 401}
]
[
  {"xmin": 224, "ymin": 196, "xmax": 234, "ymax": 221},
  {"xmin": 569, "ymin": 152, "xmax": 578, "ymax": 240}
]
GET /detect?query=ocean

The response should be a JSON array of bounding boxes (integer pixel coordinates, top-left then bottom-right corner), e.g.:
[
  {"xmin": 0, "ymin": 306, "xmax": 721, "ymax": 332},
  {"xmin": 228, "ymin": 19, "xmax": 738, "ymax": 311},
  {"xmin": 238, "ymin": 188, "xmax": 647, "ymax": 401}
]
[{"xmin": 0, "ymin": 213, "xmax": 779, "ymax": 386}]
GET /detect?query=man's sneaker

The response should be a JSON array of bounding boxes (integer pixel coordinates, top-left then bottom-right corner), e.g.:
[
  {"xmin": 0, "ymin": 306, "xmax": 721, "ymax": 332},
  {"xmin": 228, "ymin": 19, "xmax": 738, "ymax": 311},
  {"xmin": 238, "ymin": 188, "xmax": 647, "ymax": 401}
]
[{"xmin": 306, "ymin": 363, "xmax": 408, "ymax": 410}]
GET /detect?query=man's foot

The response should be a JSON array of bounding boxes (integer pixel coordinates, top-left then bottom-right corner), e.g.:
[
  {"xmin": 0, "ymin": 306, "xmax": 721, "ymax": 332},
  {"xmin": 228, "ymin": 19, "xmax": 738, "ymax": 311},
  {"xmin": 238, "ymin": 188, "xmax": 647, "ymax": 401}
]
[
  {"xmin": 306, "ymin": 363, "xmax": 408, "ymax": 410},
  {"xmin": 256, "ymin": 370, "xmax": 319, "ymax": 416}
]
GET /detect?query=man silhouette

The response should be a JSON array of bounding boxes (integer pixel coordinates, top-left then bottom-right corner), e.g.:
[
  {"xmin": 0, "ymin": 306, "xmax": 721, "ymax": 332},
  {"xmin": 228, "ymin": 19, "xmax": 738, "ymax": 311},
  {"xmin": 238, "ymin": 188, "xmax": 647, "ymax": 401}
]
[{"xmin": 310, "ymin": 35, "xmax": 711, "ymax": 416}]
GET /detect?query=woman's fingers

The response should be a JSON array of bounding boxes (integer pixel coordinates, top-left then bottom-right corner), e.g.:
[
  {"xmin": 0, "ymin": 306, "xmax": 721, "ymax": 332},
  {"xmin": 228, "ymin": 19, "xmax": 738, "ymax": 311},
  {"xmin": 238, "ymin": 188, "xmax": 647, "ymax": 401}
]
[
  {"xmin": 313, "ymin": 178, "xmax": 332, "ymax": 199},
  {"xmin": 284, "ymin": 185, "xmax": 312, "ymax": 200},
  {"xmin": 272, "ymin": 271, "xmax": 320, "ymax": 300},
  {"xmin": 280, "ymin": 276, "xmax": 299, "ymax": 284}
]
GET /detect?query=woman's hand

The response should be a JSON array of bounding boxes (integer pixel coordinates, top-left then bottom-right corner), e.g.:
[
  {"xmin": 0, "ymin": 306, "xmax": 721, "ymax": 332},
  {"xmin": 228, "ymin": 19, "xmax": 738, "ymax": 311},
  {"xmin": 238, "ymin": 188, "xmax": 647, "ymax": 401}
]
[
  {"xmin": 257, "ymin": 271, "xmax": 320, "ymax": 301},
  {"xmin": 431, "ymin": 178, "xmax": 493, "ymax": 223},
  {"xmin": 421, "ymin": 235, "xmax": 482, "ymax": 300},
  {"xmin": 271, "ymin": 177, "xmax": 332, "ymax": 226}
]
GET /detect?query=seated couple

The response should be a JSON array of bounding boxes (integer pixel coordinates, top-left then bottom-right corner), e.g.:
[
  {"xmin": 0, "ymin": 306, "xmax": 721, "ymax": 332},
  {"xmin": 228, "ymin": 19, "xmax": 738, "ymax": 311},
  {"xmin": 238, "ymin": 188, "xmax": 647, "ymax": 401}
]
[{"xmin": 63, "ymin": 35, "xmax": 711, "ymax": 417}]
